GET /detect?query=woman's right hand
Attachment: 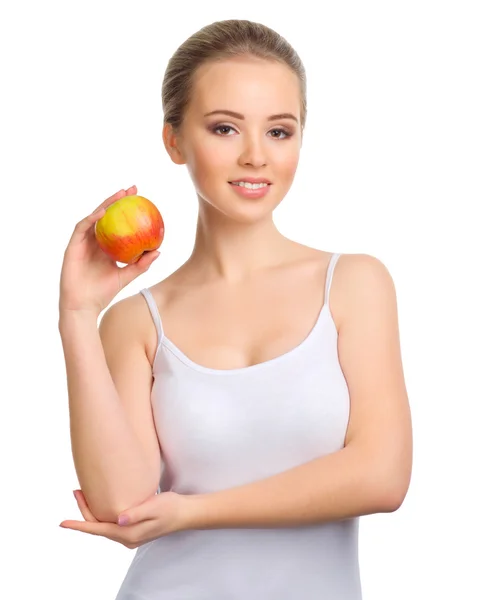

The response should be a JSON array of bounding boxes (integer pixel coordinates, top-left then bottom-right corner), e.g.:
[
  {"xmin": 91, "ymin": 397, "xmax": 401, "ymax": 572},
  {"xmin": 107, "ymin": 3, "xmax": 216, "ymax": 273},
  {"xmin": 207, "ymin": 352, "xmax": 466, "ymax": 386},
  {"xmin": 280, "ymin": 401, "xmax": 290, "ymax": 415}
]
[{"xmin": 59, "ymin": 186, "xmax": 160, "ymax": 317}]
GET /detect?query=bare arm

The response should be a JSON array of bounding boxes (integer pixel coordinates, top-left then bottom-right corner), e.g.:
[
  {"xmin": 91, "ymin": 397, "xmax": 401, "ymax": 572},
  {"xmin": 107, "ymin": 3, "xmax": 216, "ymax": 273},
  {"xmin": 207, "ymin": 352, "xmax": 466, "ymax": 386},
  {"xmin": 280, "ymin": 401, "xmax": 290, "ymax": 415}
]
[
  {"xmin": 184, "ymin": 254, "xmax": 412, "ymax": 529},
  {"xmin": 59, "ymin": 297, "xmax": 161, "ymax": 523}
]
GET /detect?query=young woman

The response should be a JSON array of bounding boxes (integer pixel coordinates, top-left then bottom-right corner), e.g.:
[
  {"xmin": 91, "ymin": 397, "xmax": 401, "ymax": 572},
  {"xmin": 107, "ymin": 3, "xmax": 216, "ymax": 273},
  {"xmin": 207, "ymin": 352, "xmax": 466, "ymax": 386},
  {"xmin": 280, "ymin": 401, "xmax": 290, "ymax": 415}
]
[{"xmin": 59, "ymin": 19, "xmax": 412, "ymax": 600}]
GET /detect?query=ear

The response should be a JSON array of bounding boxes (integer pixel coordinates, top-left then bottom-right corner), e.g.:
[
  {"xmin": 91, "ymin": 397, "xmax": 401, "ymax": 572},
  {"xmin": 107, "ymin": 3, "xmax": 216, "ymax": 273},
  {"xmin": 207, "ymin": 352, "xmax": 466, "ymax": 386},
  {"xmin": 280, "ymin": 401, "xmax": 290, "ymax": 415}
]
[{"xmin": 162, "ymin": 123, "xmax": 186, "ymax": 165}]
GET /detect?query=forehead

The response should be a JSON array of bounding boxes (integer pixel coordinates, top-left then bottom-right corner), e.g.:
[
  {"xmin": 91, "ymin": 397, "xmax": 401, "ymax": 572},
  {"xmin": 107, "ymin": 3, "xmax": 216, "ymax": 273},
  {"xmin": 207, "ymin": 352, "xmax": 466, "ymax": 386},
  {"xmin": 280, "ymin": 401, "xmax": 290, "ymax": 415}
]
[{"xmin": 190, "ymin": 56, "xmax": 301, "ymax": 116}]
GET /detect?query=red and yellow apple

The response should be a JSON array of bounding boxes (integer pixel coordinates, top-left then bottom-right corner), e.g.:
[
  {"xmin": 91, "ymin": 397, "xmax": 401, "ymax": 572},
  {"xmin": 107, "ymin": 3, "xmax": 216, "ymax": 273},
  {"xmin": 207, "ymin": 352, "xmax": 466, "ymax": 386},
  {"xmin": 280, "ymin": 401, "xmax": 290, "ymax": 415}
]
[{"xmin": 94, "ymin": 195, "xmax": 165, "ymax": 264}]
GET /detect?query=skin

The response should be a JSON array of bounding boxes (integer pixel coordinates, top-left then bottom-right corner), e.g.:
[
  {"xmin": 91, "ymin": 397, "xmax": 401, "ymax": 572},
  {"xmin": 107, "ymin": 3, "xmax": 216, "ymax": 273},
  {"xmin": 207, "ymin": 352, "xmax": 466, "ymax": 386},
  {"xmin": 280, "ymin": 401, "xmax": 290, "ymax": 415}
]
[
  {"xmin": 166, "ymin": 55, "xmax": 303, "ymax": 250},
  {"xmin": 60, "ymin": 55, "xmax": 412, "ymax": 546},
  {"xmin": 149, "ymin": 55, "xmax": 332, "ymax": 371}
]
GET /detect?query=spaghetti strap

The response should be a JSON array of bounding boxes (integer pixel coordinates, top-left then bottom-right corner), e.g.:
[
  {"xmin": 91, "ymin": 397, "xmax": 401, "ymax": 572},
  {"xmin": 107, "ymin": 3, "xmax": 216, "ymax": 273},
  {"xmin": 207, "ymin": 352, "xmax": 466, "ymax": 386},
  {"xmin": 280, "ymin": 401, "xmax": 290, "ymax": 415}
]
[
  {"xmin": 324, "ymin": 253, "xmax": 342, "ymax": 308},
  {"xmin": 140, "ymin": 288, "xmax": 165, "ymax": 347},
  {"xmin": 115, "ymin": 255, "xmax": 358, "ymax": 598}
]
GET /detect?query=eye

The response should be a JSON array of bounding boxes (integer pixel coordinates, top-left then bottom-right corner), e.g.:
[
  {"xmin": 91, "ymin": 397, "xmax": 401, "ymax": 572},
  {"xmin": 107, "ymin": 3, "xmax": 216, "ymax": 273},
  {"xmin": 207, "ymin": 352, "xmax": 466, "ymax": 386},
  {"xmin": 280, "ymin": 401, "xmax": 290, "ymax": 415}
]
[
  {"xmin": 212, "ymin": 125, "xmax": 236, "ymax": 136},
  {"xmin": 210, "ymin": 124, "xmax": 293, "ymax": 139},
  {"xmin": 269, "ymin": 129, "xmax": 292, "ymax": 139}
]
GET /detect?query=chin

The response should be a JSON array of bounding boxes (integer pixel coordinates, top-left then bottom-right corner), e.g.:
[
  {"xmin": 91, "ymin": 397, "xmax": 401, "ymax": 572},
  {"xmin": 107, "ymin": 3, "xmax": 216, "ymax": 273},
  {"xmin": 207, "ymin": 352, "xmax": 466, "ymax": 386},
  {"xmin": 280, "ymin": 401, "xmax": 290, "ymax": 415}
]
[
  {"xmin": 227, "ymin": 206, "xmax": 274, "ymax": 224},
  {"xmin": 206, "ymin": 196, "xmax": 282, "ymax": 224}
]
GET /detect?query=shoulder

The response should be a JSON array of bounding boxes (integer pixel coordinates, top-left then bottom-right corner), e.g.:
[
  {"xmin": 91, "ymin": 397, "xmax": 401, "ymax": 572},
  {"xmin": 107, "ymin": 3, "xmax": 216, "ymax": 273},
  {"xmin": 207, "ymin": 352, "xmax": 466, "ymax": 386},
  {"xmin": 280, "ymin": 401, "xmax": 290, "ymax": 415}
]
[
  {"xmin": 335, "ymin": 252, "xmax": 395, "ymax": 287},
  {"xmin": 100, "ymin": 292, "xmax": 149, "ymax": 331},
  {"xmin": 332, "ymin": 253, "xmax": 398, "ymax": 331},
  {"xmin": 98, "ymin": 287, "xmax": 162, "ymax": 352},
  {"xmin": 99, "ymin": 273, "xmax": 181, "ymax": 364}
]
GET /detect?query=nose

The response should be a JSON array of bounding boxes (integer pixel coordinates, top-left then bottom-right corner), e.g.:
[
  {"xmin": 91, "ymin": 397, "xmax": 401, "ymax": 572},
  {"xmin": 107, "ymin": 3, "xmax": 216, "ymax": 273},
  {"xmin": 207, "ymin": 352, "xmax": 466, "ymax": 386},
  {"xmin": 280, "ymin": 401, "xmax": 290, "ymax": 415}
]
[{"xmin": 238, "ymin": 133, "xmax": 267, "ymax": 168}]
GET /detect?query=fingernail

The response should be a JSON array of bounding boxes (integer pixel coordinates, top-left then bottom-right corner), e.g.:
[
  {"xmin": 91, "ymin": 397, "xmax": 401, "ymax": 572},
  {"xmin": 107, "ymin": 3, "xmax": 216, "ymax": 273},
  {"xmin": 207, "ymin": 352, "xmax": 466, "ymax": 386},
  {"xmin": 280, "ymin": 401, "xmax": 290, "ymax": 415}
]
[{"xmin": 118, "ymin": 515, "xmax": 129, "ymax": 526}]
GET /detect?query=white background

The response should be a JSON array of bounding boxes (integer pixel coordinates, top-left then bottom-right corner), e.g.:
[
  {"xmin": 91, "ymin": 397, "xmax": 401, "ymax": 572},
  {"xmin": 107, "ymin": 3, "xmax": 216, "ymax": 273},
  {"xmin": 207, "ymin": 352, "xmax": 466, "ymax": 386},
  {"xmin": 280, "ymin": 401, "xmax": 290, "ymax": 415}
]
[{"xmin": 1, "ymin": 0, "xmax": 478, "ymax": 598}]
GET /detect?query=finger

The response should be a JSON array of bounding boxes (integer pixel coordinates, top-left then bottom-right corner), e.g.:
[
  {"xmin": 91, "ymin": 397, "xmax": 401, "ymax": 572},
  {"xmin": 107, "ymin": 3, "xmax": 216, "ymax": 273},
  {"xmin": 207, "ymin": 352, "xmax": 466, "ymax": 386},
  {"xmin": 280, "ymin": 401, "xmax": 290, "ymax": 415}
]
[
  {"xmin": 59, "ymin": 518, "xmax": 142, "ymax": 548},
  {"xmin": 117, "ymin": 494, "xmax": 159, "ymax": 526},
  {"xmin": 59, "ymin": 520, "xmax": 118, "ymax": 538},
  {"xmin": 92, "ymin": 185, "xmax": 137, "ymax": 213},
  {"xmin": 74, "ymin": 490, "xmax": 99, "ymax": 523},
  {"xmin": 91, "ymin": 188, "xmax": 127, "ymax": 213},
  {"xmin": 72, "ymin": 186, "xmax": 138, "ymax": 241},
  {"xmin": 70, "ymin": 205, "xmax": 108, "ymax": 239},
  {"xmin": 118, "ymin": 250, "xmax": 161, "ymax": 289}
]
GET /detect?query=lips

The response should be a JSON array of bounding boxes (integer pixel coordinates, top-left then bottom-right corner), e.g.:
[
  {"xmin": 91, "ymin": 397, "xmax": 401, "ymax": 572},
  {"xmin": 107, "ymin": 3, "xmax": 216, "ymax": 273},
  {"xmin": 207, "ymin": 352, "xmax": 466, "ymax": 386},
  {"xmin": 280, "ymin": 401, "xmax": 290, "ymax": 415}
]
[
  {"xmin": 228, "ymin": 178, "xmax": 272, "ymax": 184},
  {"xmin": 227, "ymin": 180, "xmax": 272, "ymax": 199}
]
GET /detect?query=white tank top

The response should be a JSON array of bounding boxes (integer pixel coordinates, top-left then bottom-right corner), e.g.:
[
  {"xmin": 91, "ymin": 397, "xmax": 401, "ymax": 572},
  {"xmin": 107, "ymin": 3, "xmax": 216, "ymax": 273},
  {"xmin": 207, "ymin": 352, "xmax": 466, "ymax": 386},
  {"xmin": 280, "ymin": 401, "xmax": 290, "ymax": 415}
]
[{"xmin": 115, "ymin": 252, "xmax": 362, "ymax": 599}]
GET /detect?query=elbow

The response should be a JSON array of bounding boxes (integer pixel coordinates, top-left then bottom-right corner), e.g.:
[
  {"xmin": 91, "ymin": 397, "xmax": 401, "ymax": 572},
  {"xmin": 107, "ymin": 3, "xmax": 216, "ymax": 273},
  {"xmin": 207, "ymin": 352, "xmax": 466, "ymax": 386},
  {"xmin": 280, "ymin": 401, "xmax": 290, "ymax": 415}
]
[
  {"xmin": 110, "ymin": 487, "xmax": 160, "ymax": 522},
  {"xmin": 379, "ymin": 476, "xmax": 411, "ymax": 513},
  {"xmin": 86, "ymin": 498, "xmax": 152, "ymax": 525},
  {"xmin": 83, "ymin": 485, "xmax": 159, "ymax": 524},
  {"xmin": 370, "ymin": 463, "xmax": 411, "ymax": 514},
  {"xmin": 381, "ymin": 488, "xmax": 407, "ymax": 513},
  {"xmin": 96, "ymin": 508, "xmax": 122, "ymax": 524},
  {"xmin": 82, "ymin": 494, "xmax": 123, "ymax": 524}
]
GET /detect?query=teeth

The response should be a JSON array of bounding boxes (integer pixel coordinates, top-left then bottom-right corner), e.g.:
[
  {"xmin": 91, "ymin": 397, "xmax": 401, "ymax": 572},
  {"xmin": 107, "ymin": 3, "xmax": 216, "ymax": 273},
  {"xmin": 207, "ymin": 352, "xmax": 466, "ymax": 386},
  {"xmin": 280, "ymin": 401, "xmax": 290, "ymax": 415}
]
[{"xmin": 231, "ymin": 181, "xmax": 269, "ymax": 189}]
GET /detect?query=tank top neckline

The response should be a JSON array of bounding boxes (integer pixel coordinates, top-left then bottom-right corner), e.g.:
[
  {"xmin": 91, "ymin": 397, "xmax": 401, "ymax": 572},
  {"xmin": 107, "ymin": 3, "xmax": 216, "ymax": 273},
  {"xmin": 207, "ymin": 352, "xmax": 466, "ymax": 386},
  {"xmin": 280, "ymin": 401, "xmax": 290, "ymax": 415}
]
[
  {"xmin": 157, "ymin": 301, "xmax": 333, "ymax": 376},
  {"xmin": 143, "ymin": 252, "xmax": 341, "ymax": 377}
]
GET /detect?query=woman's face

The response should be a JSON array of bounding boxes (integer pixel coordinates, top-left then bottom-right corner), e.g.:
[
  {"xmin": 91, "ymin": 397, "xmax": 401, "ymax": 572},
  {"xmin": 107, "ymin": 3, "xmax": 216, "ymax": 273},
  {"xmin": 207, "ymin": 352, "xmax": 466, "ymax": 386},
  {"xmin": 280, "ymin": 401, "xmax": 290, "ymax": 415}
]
[{"xmin": 166, "ymin": 56, "xmax": 303, "ymax": 223}]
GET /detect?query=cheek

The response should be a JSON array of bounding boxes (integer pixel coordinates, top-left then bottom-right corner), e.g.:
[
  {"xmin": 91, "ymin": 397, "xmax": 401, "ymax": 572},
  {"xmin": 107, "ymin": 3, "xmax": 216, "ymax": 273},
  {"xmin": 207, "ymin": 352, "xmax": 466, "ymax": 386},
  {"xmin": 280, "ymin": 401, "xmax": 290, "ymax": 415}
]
[
  {"xmin": 187, "ymin": 156, "xmax": 228, "ymax": 202},
  {"xmin": 277, "ymin": 147, "xmax": 301, "ymax": 180},
  {"xmin": 187, "ymin": 135, "xmax": 300, "ymax": 187},
  {"xmin": 189, "ymin": 141, "xmax": 232, "ymax": 182}
]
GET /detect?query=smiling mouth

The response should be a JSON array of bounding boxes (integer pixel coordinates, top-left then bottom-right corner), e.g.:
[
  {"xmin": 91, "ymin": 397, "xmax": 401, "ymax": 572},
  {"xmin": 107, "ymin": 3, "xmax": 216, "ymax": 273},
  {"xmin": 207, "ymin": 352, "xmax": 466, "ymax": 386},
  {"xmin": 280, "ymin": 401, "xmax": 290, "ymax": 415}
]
[{"xmin": 228, "ymin": 182, "xmax": 272, "ymax": 189}]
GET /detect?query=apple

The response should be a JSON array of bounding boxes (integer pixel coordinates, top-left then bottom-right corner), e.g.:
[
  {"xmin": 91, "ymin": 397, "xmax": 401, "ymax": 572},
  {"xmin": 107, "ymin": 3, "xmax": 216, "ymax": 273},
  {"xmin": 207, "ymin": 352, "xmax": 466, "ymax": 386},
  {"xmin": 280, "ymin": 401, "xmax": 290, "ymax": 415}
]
[{"xmin": 94, "ymin": 195, "xmax": 165, "ymax": 264}]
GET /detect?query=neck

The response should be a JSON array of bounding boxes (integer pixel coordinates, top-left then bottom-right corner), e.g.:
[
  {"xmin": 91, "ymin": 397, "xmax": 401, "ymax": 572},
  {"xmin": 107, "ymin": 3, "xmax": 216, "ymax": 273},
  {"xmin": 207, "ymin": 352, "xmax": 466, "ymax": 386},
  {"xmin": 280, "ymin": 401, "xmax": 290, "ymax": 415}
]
[{"xmin": 185, "ymin": 199, "xmax": 293, "ymax": 284}]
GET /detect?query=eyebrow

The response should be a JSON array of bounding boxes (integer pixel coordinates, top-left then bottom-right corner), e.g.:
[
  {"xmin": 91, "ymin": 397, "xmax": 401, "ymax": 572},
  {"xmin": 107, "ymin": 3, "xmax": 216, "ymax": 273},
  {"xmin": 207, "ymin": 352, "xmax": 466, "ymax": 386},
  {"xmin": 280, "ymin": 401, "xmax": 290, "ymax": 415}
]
[{"xmin": 204, "ymin": 109, "xmax": 299, "ymax": 123}]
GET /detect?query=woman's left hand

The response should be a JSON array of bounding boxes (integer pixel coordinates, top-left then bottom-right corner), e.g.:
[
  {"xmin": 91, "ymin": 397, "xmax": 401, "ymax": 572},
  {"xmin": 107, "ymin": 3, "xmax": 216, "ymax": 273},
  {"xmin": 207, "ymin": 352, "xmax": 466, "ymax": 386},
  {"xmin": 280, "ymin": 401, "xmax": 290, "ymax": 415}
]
[{"xmin": 59, "ymin": 489, "xmax": 191, "ymax": 549}]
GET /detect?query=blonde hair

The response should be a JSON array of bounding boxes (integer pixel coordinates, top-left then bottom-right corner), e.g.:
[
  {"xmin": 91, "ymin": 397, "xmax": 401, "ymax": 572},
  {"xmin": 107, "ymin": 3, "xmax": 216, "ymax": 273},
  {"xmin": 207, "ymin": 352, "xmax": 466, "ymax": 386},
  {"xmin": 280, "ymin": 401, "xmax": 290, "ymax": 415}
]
[{"xmin": 162, "ymin": 19, "xmax": 307, "ymax": 132}]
